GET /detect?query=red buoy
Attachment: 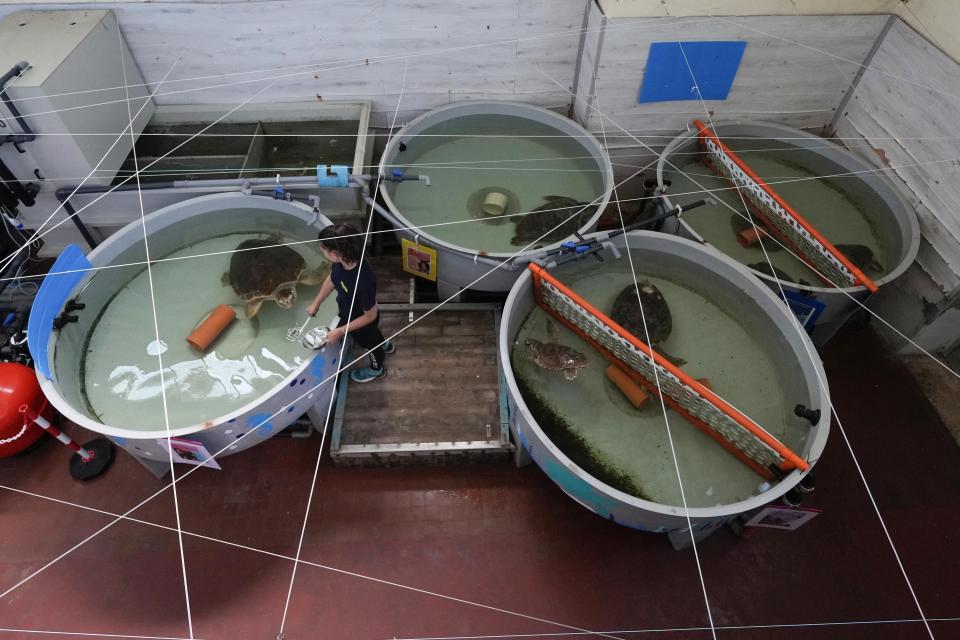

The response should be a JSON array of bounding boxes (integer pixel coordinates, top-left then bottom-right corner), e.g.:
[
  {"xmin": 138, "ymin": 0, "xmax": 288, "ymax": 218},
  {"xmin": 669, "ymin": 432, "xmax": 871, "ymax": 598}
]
[{"xmin": 0, "ymin": 363, "xmax": 54, "ymax": 458}]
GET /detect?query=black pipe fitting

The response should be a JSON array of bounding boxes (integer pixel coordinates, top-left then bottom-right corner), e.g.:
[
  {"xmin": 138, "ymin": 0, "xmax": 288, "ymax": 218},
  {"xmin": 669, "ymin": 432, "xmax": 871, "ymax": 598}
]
[
  {"xmin": 53, "ymin": 314, "xmax": 79, "ymax": 330},
  {"xmin": 794, "ymin": 404, "xmax": 821, "ymax": 426},
  {"xmin": 0, "ymin": 61, "xmax": 36, "ymax": 141}
]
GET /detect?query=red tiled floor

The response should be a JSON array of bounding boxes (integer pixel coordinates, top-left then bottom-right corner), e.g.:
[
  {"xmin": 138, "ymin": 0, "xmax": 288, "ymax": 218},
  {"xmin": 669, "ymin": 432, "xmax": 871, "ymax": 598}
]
[{"xmin": 0, "ymin": 325, "xmax": 958, "ymax": 639}]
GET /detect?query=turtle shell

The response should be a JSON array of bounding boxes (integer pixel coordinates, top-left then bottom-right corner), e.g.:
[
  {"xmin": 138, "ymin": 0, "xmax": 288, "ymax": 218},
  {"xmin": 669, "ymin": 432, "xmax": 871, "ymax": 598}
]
[
  {"xmin": 511, "ymin": 196, "xmax": 598, "ymax": 247},
  {"xmin": 610, "ymin": 282, "xmax": 687, "ymax": 366},
  {"xmin": 524, "ymin": 338, "xmax": 587, "ymax": 381},
  {"xmin": 610, "ymin": 282, "xmax": 672, "ymax": 345},
  {"xmin": 226, "ymin": 238, "xmax": 306, "ymax": 301}
]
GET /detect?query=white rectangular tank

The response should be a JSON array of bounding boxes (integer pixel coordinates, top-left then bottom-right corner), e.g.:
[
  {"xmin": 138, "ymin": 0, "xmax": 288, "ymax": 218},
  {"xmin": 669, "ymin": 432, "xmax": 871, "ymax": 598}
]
[{"xmin": 0, "ymin": 9, "xmax": 154, "ymax": 186}]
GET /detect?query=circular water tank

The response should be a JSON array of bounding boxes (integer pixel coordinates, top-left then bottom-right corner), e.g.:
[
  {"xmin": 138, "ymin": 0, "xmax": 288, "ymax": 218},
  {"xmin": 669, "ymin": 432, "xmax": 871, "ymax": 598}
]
[
  {"xmin": 33, "ymin": 193, "xmax": 344, "ymax": 465},
  {"xmin": 379, "ymin": 101, "xmax": 614, "ymax": 297},
  {"xmin": 500, "ymin": 231, "xmax": 830, "ymax": 532},
  {"xmin": 657, "ymin": 120, "xmax": 919, "ymax": 344}
]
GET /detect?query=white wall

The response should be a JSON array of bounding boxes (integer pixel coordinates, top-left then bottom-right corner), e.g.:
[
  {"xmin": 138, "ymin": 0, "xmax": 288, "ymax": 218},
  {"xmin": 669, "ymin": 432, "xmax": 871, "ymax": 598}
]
[
  {"xmin": 598, "ymin": 0, "xmax": 896, "ymax": 17},
  {"xmin": 575, "ymin": 10, "xmax": 886, "ymax": 147},
  {"xmin": 836, "ymin": 19, "xmax": 960, "ymax": 296},
  {"xmin": 0, "ymin": 0, "xmax": 591, "ymax": 126},
  {"xmin": 599, "ymin": 0, "xmax": 960, "ymax": 74},
  {"xmin": 834, "ymin": 18, "xmax": 960, "ymax": 352}
]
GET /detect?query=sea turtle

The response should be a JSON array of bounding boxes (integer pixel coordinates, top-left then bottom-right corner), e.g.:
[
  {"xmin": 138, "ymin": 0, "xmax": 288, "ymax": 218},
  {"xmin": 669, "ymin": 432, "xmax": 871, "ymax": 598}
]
[
  {"xmin": 729, "ymin": 213, "xmax": 780, "ymax": 251},
  {"xmin": 511, "ymin": 196, "xmax": 598, "ymax": 247},
  {"xmin": 747, "ymin": 262, "xmax": 811, "ymax": 287},
  {"xmin": 835, "ymin": 244, "xmax": 883, "ymax": 273},
  {"xmin": 610, "ymin": 282, "xmax": 686, "ymax": 366},
  {"xmin": 523, "ymin": 320, "xmax": 588, "ymax": 381},
  {"xmin": 222, "ymin": 236, "xmax": 329, "ymax": 318}
]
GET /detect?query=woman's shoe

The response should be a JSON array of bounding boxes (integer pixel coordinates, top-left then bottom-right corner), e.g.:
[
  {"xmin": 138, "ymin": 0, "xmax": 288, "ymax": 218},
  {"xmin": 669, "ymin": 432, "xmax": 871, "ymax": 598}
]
[{"xmin": 350, "ymin": 366, "xmax": 387, "ymax": 383}]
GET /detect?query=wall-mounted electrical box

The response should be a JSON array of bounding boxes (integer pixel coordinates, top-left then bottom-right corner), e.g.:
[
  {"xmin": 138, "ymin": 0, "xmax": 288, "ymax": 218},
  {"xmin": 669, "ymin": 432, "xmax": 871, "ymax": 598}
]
[{"xmin": 0, "ymin": 10, "xmax": 154, "ymax": 186}]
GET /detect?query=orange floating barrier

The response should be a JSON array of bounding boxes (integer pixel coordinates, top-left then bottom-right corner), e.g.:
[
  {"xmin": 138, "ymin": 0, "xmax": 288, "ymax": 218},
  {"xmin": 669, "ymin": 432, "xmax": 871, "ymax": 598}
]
[
  {"xmin": 736, "ymin": 226, "xmax": 770, "ymax": 248},
  {"xmin": 606, "ymin": 365, "xmax": 651, "ymax": 408},
  {"xmin": 528, "ymin": 263, "xmax": 810, "ymax": 480},
  {"xmin": 187, "ymin": 304, "xmax": 236, "ymax": 351},
  {"xmin": 693, "ymin": 119, "xmax": 878, "ymax": 293}
]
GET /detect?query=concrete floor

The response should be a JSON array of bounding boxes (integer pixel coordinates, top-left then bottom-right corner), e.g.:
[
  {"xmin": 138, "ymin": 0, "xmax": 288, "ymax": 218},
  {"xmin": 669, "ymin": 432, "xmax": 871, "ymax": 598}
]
[{"xmin": 0, "ymin": 324, "xmax": 958, "ymax": 639}]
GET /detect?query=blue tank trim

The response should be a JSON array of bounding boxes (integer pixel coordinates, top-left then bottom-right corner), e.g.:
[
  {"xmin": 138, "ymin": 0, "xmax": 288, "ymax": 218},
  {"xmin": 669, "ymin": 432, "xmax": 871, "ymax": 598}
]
[{"xmin": 28, "ymin": 244, "xmax": 91, "ymax": 380}]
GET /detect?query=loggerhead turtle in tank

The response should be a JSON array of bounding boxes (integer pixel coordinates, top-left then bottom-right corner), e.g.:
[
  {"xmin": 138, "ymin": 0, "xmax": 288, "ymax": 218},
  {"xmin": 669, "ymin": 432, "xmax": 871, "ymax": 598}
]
[
  {"xmin": 729, "ymin": 212, "xmax": 781, "ymax": 251},
  {"xmin": 610, "ymin": 281, "xmax": 686, "ymax": 366},
  {"xmin": 747, "ymin": 262, "xmax": 811, "ymax": 287},
  {"xmin": 522, "ymin": 320, "xmax": 588, "ymax": 381},
  {"xmin": 835, "ymin": 243, "xmax": 883, "ymax": 274},
  {"xmin": 222, "ymin": 236, "xmax": 329, "ymax": 318},
  {"xmin": 511, "ymin": 196, "xmax": 598, "ymax": 247}
]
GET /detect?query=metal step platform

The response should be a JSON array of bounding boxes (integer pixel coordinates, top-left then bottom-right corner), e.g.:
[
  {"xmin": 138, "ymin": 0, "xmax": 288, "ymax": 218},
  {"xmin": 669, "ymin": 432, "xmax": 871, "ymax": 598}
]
[{"xmin": 329, "ymin": 301, "xmax": 513, "ymax": 466}]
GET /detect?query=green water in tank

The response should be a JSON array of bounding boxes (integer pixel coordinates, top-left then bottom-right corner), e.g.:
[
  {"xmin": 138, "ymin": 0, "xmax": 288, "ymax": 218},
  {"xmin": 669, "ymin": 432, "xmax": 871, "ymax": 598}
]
[
  {"xmin": 663, "ymin": 137, "xmax": 891, "ymax": 287},
  {"xmin": 115, "ymin": 119, "xmax": 360, "ymax": 184},
  {"xmin": 387, "ymin": 114, "xmax": 607, "ymax": 254},
  {"xmin": 511, "ymin": 256, "xmax": 811, "ymax": 508},
  {"xmin": 81, "ymin": 228, "xmax": 337, "ymax": 431}
]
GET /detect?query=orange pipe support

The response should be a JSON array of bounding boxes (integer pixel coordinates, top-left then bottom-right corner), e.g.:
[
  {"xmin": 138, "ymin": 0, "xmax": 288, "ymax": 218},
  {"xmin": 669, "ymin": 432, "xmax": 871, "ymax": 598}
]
[
  {"xmin": 606, "ymin": 365, "xmax": 651, "ymax": 408},
  {"xmin": 736, "ymin": 226, "xmax": 769, "ymax": 248},
  {"xmin": 528, "ymin": 263, "xmax": 809, "ymax": 476},
  {"xmin": 187, "ymin": 304, "xmax": 236, "ymax": 351},
  {"xmin": 693, "ymin": 119, "xmax": 878, "ymax": 293}
]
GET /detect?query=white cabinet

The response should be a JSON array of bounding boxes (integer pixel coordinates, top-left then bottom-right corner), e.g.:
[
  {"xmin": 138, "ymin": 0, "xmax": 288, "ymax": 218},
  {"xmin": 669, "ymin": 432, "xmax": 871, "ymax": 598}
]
[{"xmin": 0, "ymin": 9, "xmax": 154, "ymax": 187}]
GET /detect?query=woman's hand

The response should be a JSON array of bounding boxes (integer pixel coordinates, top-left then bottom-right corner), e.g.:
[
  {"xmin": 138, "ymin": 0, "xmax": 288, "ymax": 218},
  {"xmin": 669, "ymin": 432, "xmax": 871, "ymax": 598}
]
[
  {"xmin": 325, "ymin": 326, "xmax": 345, "ymax": 346},
  {"xmin": 306, "ymin": 302, "xmax": 319, "ymax": 317}
]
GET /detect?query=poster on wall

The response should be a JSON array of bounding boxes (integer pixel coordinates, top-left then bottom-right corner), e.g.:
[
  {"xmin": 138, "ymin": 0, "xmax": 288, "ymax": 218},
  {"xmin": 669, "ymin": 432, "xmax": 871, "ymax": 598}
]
[
  {"xmin": 157, "ymin": 437, "xmax": 222, "ymax": 470},
  {"xmin": 401, "ymin": 238, "xmax": 438, "ymax": 282}
]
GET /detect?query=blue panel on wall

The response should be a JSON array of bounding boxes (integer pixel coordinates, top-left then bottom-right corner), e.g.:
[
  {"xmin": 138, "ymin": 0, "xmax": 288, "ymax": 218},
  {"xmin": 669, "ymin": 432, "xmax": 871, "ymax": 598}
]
[{"xmin": 639, "ymin": 41, "xmax": 747, "ymax": 103}]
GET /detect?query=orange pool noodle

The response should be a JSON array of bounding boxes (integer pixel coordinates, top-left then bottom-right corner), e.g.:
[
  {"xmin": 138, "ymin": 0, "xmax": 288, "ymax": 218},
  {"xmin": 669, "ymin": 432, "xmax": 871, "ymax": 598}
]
[
  {"xmin": 187, "ymin": 304, "xmax": 236, "ymax": 351},
  {"xmin": 605, "ymin": 365, "xmax": 650, "ymax": 408},
  {"xmin": 736, "ymin": 226, "xmax": 770, "ymax": 248}
]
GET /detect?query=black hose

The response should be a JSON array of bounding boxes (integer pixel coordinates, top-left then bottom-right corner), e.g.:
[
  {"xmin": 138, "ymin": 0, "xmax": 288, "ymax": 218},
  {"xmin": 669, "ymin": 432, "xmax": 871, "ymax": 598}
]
[
  {"xmin": 0, "ymin": 218, "xmax": 30, "ymax": 298},
  {"xmin": 0, "ymin": 62, "xmax": 35, "ymax": 137},
  {"xmin": 57, "ymin": 200, "xmax": 98, "ymax": 250},
  {"xmin": 0, "ymin": 157, "xmax": 36, "ymax": 207},
  {"xmin": 607, "ymin": 199, "xmax": 709, "ymax": 238}
]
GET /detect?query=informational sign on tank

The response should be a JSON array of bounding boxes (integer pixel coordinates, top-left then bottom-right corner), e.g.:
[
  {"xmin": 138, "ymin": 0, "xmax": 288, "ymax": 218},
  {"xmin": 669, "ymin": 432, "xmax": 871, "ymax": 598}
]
[
  {"xmin": 745, "ymin": 505, "xmax": 820, "ymax": 531},
  {"xmin": 157, "ymin": 437, "xmax": 221, "ymax": 470},
  {"xmin": 401, "ymin": 238, "xmax": 438, "ymax": 282}
]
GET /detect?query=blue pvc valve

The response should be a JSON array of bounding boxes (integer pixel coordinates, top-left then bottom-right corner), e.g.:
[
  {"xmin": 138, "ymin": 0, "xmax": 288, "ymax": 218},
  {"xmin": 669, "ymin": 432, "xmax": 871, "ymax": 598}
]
[
  {"xmin": 317, "ymin": 165, "xmax": 350, "ymax": 188},
  {"xmin": 561, "ymin": 241, "xmax": 591, "ymax": 254},
  {"xmin": 391, "ymin": 169, "xmax": 404, "ymax": 178}
]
